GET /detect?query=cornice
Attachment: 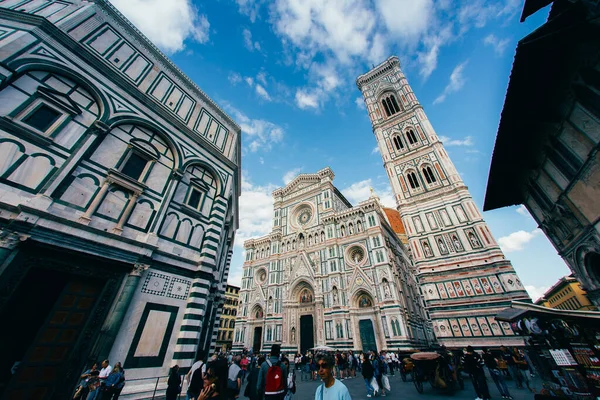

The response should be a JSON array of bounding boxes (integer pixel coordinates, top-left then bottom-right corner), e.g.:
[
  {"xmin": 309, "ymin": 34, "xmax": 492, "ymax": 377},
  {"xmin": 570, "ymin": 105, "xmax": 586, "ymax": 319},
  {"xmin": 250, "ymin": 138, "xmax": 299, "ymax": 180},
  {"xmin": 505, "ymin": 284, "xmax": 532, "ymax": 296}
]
[
  {"xmin": 356, "ymin": 56, "xmax": 400, "ymax": 90},
  {"xmin": 93, "ymin": 0, "xmax": 240, "ymax": 132},
  {"xmin": 273, "ymin": 167, "xmax": 334, "ymax": 197}
]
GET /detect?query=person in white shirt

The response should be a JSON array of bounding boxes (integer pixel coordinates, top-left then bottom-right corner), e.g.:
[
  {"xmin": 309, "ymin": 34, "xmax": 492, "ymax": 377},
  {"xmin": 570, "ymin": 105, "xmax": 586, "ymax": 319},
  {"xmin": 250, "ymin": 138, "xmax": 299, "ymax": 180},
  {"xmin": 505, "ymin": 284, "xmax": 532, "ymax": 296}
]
[
  {"xmin": 99, "ymin": 359, "xmax": 112, "ymax": 380},
  {"xmin": 186, "ymin": 355, "xmax": 207, "ymax": 400}
]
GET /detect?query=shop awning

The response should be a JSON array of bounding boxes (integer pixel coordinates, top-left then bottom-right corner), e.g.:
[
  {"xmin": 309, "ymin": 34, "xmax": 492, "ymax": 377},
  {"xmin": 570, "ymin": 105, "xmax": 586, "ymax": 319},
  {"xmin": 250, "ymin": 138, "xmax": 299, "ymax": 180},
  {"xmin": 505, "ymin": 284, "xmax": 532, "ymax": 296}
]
[{"xmin": 496, "ymin": 301, "xmax": 600, "ymax": 322}]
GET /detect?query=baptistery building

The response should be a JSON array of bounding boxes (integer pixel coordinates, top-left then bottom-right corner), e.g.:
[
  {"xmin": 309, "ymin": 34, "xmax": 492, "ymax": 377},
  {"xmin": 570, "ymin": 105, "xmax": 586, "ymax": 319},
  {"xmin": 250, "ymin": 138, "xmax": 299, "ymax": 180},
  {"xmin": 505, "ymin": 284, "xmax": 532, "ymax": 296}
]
[
  {"xmin": 0, "ymin": 1, "xmax": 240, "ymax": 398},
  {"xmin": 232, "ymin": 168, "xmax": 433, "ymax": 354}
]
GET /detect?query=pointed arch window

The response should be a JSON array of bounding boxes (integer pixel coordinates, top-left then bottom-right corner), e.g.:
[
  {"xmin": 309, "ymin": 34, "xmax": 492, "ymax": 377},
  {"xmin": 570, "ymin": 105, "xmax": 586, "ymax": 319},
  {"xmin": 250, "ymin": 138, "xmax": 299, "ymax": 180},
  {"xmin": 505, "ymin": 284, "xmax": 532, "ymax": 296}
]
[
  {"xmin": 406, "ymin": 129, "xmax": 418, "ymax": 145},
  {"xmin": 392, "ymin": 135, "xmax": 404, "ymax": 151},
  {"xmin": 422, "ymin": 166, "xmax": 437, "ymax": 184},
  {"xmin": 407, "ymin": 172, "xmax": 420, "ymax": 189},
  {"xmin": 381, "ymin": 94, "xmax": 401, "ymax": 117}
]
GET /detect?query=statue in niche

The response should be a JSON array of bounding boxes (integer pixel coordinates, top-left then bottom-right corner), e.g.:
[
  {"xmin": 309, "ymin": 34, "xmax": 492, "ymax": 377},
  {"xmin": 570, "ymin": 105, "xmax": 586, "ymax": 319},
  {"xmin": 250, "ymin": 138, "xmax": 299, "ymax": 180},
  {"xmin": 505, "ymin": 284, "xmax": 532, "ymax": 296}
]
[
  {"xmin": 468, "ymin": 232, "xmax": 481, "ymax": 248},
  {"xmin": 349, "ymin": 224, "xmax": 354, "ymax": 234},
  {"xmin": 383, "ymin": 281, "xmax": 391, "ymax": 298},
  {"xmin": 291, "ymin": 327, "xmax": 296, "ymax": 343},
  {"xmin": 423, "ymin": 242, "xmax": 432, "ymax": 257},
  {"xmin": 332, "ymin": 287, "xmax": 339, "ymax": 305},
  {"xmin": 452, "ymin": 235, "xmax": 463, "ymax": 250},
  {"xmin": 438, "ymin": 239, "xmax": 447, "ymax": 253}
]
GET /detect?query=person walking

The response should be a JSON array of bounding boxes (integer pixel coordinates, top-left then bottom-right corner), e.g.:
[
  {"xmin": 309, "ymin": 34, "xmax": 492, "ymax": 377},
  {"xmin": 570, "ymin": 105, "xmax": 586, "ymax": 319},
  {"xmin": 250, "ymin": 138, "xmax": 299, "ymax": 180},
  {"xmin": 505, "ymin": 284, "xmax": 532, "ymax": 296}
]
[
  {"xmin": 500, "ymin": 346, "xmax": 523, "ymax": 389},
  {"xmin": 187, "ymin": 354, "xmax": 207, "ymax": 400},
  {"xmin": 104, "ymin": 363, "xmax": 125, "ymax": 400},
  {"xmin": 482, "ymin": 348, "xmax": 512, "ymax": 400},
  {"xmin": 166, "ymin": 365, "xmax": 182, "ymax": 400},
  {"xmin": 314, "ymin": 354, "xmax": 352, "ymax": 400},
  {"xmin": 227, "ymin": 356, "xmax": 242, "ymax": 400},
  {"xmin": 282, "ymin": 357, "xmax": 296, "ymax": 400},
  {"xmin": 513, "ymin": 348, "xmax": 532, "ymax": 392},
  {"xmin": 361, "ymin": 353, "xmax": 375, "ymax": 398},
  {"xmin": 461, "ymin": 346, "xmax": 491, "ymax": 400},
  {"xmin": 244, "ymin": 357, "xmax": 265, "ymax": 400},
  {"xmin": 373, "ymin": 353, "xmax": 387, "ymax": 397},
  {"xmin": 257, "ymin": 344, "xmax": 288, "ymax": 400},
  {"xmin": 241, "ymin": 355, "xmax": 250, "ymax": 384}
]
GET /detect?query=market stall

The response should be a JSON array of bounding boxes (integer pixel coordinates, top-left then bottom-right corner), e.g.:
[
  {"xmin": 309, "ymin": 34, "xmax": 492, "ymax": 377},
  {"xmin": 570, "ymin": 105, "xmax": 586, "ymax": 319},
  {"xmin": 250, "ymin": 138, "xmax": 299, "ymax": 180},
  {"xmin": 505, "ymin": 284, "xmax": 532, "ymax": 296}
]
[{"xmin": 496, "ymin": 301, "xmax": 600, "ymax": 399}]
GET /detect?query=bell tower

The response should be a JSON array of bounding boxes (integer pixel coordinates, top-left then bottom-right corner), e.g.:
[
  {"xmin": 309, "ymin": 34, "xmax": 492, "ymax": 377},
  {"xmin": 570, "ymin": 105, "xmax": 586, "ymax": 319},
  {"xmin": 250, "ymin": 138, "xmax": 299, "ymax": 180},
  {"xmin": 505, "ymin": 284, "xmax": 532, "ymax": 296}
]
[{"xmin": 357, "ymin": 56, "xmax": 529, "ymax": 347}]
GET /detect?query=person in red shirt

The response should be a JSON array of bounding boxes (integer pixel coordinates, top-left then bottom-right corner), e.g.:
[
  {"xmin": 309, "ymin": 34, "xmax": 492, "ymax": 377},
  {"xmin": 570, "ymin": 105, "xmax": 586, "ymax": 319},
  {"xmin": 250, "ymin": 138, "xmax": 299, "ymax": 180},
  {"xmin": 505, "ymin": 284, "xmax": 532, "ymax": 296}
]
[{"xmin": 240, "ymin": 355, "xmax": 250, "ymax": 384}]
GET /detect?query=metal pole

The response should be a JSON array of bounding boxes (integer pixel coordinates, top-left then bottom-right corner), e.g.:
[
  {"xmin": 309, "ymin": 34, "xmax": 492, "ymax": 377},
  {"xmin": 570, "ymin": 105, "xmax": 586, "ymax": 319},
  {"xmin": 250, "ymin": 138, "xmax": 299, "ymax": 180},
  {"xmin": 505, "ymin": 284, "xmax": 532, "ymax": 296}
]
[{"xmin": 152, "ymin": 376, "xmax": 159, "ymax": 399}]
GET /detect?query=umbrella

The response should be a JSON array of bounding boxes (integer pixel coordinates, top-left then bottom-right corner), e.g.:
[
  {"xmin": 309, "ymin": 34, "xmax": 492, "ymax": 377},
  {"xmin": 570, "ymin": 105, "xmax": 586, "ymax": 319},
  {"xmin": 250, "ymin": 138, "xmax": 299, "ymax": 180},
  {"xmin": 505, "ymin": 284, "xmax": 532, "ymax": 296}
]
[{"xmin": 310, "ymin": 345, "xmax": 336, "ymax": 352}]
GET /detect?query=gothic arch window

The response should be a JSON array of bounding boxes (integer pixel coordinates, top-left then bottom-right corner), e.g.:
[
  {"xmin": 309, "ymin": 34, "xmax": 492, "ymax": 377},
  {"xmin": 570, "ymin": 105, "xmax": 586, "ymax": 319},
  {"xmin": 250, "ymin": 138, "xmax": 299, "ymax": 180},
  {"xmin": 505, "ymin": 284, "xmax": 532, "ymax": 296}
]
[
  {"xmin": 392, "ymin": 135, "xmax": 404, "ymax": 151},
  {"xmin": 356, "ymin": 220, "xmax": 362, "ymax": 232},
  {"xmin": 348, "ymin": 223, "xmax": 354, "ymax": 234},
  {"xmin": 381, "ymin": 93, "xmax": 401, "ymax": 117},
  {"xmin": 321, "ymin": 231, "xmax": 325, "ymax": 242},
  {"xmin": 308, "ymin": 234, "xmax": 313, "ymax": 246},
  {"xmin": 406, "ymin": 129, "xmax": 418, "ymax": 145},
  {"xmin": 422, "ymin": 166, "xmax": 437, "ymax": 184},
  {"xmin": 406, "ymin": 172, "xmax": 420, "ymax": 189},
  {"xmin": 340, "ymin": 225, "xmax": 346, "ymax": 237},
  {"xmin": 229, "ymin": 320, "xmax": 235, "ymax": 328}
]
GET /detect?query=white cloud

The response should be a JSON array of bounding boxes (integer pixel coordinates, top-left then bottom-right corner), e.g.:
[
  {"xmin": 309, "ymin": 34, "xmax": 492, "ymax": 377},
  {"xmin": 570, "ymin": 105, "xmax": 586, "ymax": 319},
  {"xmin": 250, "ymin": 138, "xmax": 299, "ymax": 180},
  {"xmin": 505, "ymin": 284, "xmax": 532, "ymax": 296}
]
[
  {"xmin": 245, "ymin": 77, "xmax": 254, "ymax": 86},
  {"xmin": 243, "ymin": 28, "xmax": 262, "ymax": 52},
  {"xmin": 483, "ymin": 34, "xmax": 510, "ymax": 56},
  {"xmin": 283, "ymin": 167, "xmax": 303, "ymax": 184},
  {"xmin": 372, "ymin": 146, "xmax": 380, "ymax": 154},
  {"xmin": 434, "ymin": 61, "xmax": 468, "ymax": 104},
  {"xmin": 235, "ymin": 174, "xmax": 276, "ymax": 248},
  {"xmin": 255, "ymin": 84, "xmax": 271, "ymax": 101},
  {"xmin": 228, "ymin": 72, "xmax": 242, "ymax": 85},
  {"xmin": 498, "ymin": 229, "xmax": 542, "ymax": 253},
  {"xmin": 295, "ymin": 89, "xmax": 320, "ymax": 109},
  {"xmin": 341, "ymin": 179, "xmax": 395, "ymax": 208},
  {"xmin": 375, "ymin": 0, "xmax": 433, "ymax": 39},
  {"xmin": 222, "ymin": 102, "xmax": 284, "ymax": 152},
  {"xmin": 256, "ymin": 72, "xmax": 268, "ymax": 86},
  {"xmin": 438, "ymin": 135, "xmax": 474, "ymax": 146},
  {"xmin": 259, "ymin": 157, "xmax": 264, "ymax": 164},
  {"xmin": 355, "ymin": 97, "xmax": 366, "ymax": 109},
  {"xmin": 236, "ymin": 0, "xmax": 266, "ymax": 23},
  {"xmin": 525, "ymin": 285, "xmax": 548, "ymax": 302},
  {"xmin": 110, "ymin": 0, "xmax": 209, "ymax": 54},
  {"xmin": 516, "ymin": 205, "xmax": 529, "ymax": 217}
]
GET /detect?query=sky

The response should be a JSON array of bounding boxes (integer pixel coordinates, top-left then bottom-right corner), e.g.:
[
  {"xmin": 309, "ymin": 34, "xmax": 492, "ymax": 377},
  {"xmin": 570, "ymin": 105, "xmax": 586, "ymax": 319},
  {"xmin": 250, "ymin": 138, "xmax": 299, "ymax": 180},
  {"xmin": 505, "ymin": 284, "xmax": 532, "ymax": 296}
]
[{"xmin": 109, "ymin": 0, "xmax": 570, "ymax": 301}]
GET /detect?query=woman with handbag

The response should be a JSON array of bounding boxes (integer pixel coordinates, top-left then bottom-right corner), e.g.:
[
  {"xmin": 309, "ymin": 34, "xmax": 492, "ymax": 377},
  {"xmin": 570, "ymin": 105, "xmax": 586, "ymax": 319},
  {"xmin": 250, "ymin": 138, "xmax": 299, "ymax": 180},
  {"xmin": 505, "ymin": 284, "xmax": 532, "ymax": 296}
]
[
  {"xmin": 512, "ymin": 348, "xmax": 532, "ymax": 392},
  {"xmin": 167, "ymin": 365, "xmax": 182, "ymax": 400}
]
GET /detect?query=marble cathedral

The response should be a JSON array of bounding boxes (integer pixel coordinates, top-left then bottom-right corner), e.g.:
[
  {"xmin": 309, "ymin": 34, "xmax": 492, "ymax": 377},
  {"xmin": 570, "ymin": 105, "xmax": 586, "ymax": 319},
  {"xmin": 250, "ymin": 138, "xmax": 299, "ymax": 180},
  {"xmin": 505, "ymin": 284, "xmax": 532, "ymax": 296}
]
[
  {"xmin": 232, "ymin": 168, "xmax": 433, "ymax": 354},
  {"xmin": 356, "ymin": 57, "xmax": 529, "ymax": 348},
  {"xmin": 0, "ymin": 1, "xmax": 239, "ymax": 398}
]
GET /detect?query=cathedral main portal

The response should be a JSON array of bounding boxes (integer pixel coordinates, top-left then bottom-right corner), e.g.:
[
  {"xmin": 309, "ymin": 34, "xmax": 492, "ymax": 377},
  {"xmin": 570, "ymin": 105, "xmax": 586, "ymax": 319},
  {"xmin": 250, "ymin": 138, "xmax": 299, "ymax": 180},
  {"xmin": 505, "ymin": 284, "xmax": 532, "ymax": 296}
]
[{"xmin": 300, "ymin": 315, "xmax": 314, "ymax": 354}]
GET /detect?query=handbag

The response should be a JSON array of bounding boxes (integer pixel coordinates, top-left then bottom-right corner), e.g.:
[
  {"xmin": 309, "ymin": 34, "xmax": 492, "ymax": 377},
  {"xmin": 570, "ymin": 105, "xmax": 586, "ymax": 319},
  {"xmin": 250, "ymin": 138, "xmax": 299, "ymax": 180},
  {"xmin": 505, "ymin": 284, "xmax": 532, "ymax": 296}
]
[
  {"xmin": 370, "ymin": 377, "xmax": 379, "ymax": 393},
  {"xmin": 382, "ymin": 374, "xmax": 391, "ymax": 391}
]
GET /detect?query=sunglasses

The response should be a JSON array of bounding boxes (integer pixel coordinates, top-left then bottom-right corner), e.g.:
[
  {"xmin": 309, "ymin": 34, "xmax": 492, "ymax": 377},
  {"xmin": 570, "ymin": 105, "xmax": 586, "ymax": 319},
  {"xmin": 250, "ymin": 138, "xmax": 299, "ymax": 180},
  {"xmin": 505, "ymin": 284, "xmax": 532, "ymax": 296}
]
[{"xmin": 317, "ymin": 363, "xmax": 329, "ymax": 369}]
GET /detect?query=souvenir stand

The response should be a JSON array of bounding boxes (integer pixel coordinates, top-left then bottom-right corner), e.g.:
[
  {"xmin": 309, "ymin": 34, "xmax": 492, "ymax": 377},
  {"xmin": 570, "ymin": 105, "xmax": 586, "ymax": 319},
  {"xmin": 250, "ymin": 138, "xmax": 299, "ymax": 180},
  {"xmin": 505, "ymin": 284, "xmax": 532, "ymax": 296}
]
[{"xmin": 496, "ymin": 301, "xmax": 600, "ymax": 399}]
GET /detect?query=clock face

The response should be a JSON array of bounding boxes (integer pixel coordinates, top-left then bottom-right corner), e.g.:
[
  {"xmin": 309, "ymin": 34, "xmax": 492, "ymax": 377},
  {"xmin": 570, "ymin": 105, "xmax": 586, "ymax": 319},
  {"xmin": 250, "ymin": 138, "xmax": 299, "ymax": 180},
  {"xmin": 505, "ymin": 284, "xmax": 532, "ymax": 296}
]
[{"xmin": 297, "ymin": 210, "xmax": 312, "ymax": 225}]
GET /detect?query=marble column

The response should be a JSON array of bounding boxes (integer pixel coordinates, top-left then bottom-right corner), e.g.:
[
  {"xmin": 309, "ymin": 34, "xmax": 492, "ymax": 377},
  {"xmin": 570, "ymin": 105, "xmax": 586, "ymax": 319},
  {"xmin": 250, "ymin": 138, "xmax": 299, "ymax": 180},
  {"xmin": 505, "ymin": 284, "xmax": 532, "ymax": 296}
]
[
  {"xmin": 113, "ymin": 192, "xmax": 140, "ymax": 234},
  {"xmin": 80, "ymin": 179, "xmax": 111, "ymax": 223},
  {"xmin": 95, "ymin": 263, "xmax": 148, "ymax": 361}
]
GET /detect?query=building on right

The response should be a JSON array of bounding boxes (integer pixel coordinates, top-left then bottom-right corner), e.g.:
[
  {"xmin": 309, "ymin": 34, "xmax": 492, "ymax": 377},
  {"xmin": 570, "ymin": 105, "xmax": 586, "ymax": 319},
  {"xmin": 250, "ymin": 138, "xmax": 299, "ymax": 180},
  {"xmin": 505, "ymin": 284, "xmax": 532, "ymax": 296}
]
[
  {"xmin": 535, "ymin": 275, "xmax": 598, "ymax": 311},
  {"xmin": 484, "ymin": 0, "xmax": 600, "ymax": 306}
]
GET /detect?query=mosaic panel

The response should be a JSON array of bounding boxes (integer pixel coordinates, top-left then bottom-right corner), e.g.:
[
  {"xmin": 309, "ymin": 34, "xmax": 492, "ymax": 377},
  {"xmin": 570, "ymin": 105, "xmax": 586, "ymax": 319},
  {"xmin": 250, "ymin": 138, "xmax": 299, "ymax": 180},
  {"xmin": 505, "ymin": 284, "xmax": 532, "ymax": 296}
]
[
  {"xmin": 141, "ymin": 272, "xmax": 170, "ymax": 296},
  {"xmin": 166, "ymin": 277, "xmax": 191, "ymax": 300}
]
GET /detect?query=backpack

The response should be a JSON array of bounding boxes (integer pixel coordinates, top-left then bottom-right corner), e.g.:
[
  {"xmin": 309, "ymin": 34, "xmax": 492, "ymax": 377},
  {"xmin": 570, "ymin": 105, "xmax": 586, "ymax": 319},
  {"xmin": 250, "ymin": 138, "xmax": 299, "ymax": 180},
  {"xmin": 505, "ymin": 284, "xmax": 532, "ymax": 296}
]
[{"xmin": 265, "ymin": 359, "xmax": 285, "ymax": 395}]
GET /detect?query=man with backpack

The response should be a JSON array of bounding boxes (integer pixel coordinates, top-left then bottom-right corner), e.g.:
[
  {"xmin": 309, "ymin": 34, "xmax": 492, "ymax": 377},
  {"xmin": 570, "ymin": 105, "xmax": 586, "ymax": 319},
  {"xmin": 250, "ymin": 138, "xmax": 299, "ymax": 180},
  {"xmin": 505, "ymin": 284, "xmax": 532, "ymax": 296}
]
[
  {"xmin": 461, "ymin": 346, "xmax": 491, "ymax": 400},
  {"xmin": 186, "ymin": 353, "xmax": 206, "ymax": 400},
  {"xmin": 257, "ymin": 344, "xmax": 288, "ymax": 400}
]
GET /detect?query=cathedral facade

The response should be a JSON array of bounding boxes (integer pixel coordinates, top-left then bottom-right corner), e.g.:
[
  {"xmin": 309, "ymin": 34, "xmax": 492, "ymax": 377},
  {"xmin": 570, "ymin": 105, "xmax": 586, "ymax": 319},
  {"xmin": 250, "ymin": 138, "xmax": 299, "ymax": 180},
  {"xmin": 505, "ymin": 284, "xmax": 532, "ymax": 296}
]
[
  {"xmin": 0, "ymin": 1, "xmax": 239, "ymax": 397},
  {"xmin": 232, "ymin": 168, "xmax": 433, "ymax": 354},
  {"xmin": 357, "ymin": 57, "xmax": 529, "ymax": 348}
]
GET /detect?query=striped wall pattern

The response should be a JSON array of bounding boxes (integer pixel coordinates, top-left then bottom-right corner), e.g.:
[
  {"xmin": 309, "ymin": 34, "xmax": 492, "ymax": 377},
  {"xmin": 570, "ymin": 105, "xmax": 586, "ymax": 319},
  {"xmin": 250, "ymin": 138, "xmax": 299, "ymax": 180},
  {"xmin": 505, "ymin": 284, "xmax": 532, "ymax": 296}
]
[{"xmin": 172, "ymin": 195, "xmax": 228, "ymax": 365}]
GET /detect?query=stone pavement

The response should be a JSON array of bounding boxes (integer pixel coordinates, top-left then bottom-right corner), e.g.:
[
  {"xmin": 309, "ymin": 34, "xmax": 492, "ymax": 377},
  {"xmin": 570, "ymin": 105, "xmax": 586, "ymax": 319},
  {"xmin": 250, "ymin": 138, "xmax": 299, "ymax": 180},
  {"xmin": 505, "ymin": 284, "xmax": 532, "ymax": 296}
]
[{"xmin": 241, "ymin": 369, "xmax": 539, "ymax": 400}]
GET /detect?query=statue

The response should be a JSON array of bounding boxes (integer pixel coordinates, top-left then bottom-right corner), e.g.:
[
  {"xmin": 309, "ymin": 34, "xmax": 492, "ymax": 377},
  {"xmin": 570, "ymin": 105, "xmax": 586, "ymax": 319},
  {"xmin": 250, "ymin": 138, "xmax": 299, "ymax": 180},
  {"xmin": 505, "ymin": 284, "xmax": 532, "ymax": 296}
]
[
  {"xmin": 438, "ymin": 239, "xmax": 447, "ymax": 253},
  {"xmin": 423, "ymin": 242, "xmax": 432, "ymax": 257},
  {"xmin": 332, "ymin": 288, "xmax": 339, "ymax": 304},
  {"xmin": 383, "ymin": 281, "xmax": 391, "ymax": 298},
  {"xmin": 468, "ymin": 232, "xmax": 480, "ymax": 248},
  {"xmin": 452, "ymin": 235, "xmax": 462, "ymax": 250},
  {"xmin": 291, "ymin": 328, "xmax": 296, "ymax": 343}
]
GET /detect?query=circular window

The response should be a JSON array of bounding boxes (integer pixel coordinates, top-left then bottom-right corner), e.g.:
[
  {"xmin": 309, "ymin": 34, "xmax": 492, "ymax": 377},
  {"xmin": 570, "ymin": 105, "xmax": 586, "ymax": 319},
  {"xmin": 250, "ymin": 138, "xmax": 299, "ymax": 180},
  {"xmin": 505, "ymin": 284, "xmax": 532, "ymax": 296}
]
[
  {"xmin": 297, "ymin": 209, "xmax": 312, "ymax": 225},
  {"xmin": 256, "ymin": 269, "xmax": 267, "ymax": 283},
  {"xmin": 347, "ymin": 246, "xmax": 365, "ymax": 264}
]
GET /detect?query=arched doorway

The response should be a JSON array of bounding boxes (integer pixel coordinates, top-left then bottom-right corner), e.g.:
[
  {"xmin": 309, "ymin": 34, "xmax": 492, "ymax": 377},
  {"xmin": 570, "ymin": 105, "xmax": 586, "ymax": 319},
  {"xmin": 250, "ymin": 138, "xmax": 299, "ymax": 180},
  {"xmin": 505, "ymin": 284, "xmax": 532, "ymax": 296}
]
[
  {"xmin": 291, "ymin": 281, "xmax": 316, "ymax": 353},
  {"xmin": 584, "ymin": 252, "xmax": 600, "ymax": 285},
  {"xmin": 355, "ymin": 292, "xmax": 377, "ymax": 352},
  {"xmin": 251, "ymin": 305, "xmax": 264, "ymax": 353}
]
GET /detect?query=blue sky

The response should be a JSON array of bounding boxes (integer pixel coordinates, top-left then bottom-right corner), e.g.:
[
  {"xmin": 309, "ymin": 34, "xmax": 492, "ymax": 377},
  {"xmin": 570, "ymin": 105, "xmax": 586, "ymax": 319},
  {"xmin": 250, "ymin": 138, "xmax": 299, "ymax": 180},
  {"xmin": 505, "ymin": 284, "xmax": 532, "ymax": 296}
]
[{"xmin": 110, "ymin": 0, "xmax": 570, "ymax": 300}]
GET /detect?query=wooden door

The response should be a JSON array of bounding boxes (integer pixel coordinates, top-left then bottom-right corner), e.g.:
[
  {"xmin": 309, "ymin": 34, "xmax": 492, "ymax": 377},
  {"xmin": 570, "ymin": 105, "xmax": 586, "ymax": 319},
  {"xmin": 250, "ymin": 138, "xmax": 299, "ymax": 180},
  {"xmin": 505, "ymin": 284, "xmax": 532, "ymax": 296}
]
[{"xmin": 4, "ymin": 277, "xmax": 103, "ymax": 400}]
